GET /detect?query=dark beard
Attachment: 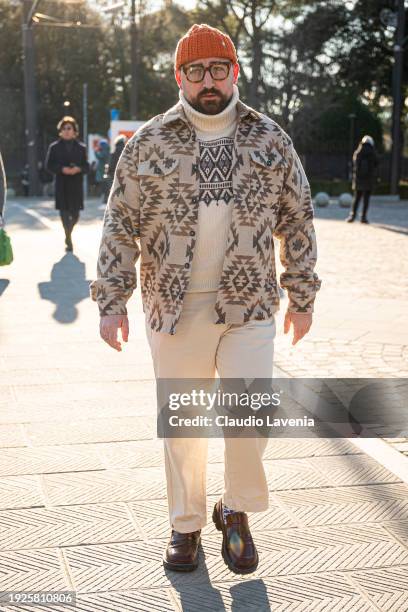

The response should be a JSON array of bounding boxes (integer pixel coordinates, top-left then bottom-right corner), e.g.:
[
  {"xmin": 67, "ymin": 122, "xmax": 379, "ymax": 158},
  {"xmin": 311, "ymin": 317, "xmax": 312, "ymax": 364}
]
[{"xmin": 189, "ymin": 89, "xmax": 231, "ymax": 115}]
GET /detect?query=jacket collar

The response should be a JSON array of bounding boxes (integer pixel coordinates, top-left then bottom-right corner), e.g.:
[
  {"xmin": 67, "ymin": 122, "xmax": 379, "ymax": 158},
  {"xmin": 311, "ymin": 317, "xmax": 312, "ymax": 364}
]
[{"xmin": 162, "ymin": 97, "xmax": 262, "ymax": 127}]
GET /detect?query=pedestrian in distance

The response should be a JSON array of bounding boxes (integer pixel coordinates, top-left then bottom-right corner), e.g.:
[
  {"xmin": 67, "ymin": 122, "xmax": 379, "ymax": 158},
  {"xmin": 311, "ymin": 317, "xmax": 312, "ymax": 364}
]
[
  {"xmin": 0, "ymin": 149, "xmax": 6, "ymax": 220},
  {"xmin": 346, "ymin": 135, "xmax": 379, "ymax": 224},
  {"xmin": 88, "ymin": 161, "xmax": 97, "ymax": 195},
  {"xmin": 45, "ymin": 116, "xmax": 89, "ymax": 252},
  {"xmin": 0, "ymin": 149, "xmax": 13, "ymax": 267},
  {"xmin": 93, "ymin": 138, "xmax": 110, "ymax": 200},
  {"xmin": 91, "ymin": 24, "xmax": 321, "ymax": 576},
  {"xmin": 102, "ymin": 134, "xmax": 127, "ymax": 204}
]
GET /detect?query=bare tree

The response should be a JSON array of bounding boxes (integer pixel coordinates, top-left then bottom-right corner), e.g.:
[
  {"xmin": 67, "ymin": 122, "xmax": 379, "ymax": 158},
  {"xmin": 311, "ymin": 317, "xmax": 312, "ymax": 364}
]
[{"xmin": 196, "ymin": 0, "xmax": 278, "ymax": 106}]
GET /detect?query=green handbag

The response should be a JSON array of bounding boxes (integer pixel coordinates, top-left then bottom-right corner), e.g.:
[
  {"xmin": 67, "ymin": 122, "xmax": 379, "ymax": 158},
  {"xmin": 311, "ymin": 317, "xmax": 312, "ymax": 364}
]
[{"xmin": 0, "ymin": 227, "xmax": 13, "ymax": 266}]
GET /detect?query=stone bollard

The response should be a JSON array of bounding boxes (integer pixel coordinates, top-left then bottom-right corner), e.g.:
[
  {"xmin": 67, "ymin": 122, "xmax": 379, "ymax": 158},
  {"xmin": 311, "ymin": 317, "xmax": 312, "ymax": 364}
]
[
  {"xmin": 338, "ymin": 193, "xmax": 353, "ymax": 208},
  {"xmin": 314, "ymin": 192, "xmax": 330, "ymax": 207}
]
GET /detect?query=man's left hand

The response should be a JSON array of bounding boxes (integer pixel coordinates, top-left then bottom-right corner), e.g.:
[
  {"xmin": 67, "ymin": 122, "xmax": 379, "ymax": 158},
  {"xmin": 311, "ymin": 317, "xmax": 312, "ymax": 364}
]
[{"xmin": 284, "ymin": 310, "xmax": 313, "ymax": 345}]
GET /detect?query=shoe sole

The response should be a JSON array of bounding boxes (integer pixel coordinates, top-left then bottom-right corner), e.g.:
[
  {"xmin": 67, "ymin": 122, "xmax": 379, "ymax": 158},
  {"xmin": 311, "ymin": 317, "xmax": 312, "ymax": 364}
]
[
  {"xmin": 162, "ymin": 556, "xmax": 198, "ymax": 572},
  {"xmin": 162, "ymin": 536, "xmax": 201, "ymax": 572},
  {"xmin": 212, "ymin": 504, "xmax": 259, "ymax": 575}
]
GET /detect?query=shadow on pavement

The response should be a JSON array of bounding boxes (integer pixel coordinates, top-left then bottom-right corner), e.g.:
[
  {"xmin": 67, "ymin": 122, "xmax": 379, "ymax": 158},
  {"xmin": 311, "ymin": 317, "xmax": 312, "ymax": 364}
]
[
  {"xmin": 6, "ymin": 198, "xmax": 105, "ymax": 231},
  {"xmin": 4, "ymin": 202, "xmax": 51, "ymax": 230},
  {"xmin": 0, "ymin": 279, "xmax": 10, "ymax": 296},
  {"xmin": 372, "ymin": 223, "xmax": 408, "ymax": 236},
  {"xmin": 165, "ymin": 546, "xmax": 225, "ymax": 610},
  {"xmin": 38, "ymin": 253, "xmax": 91, "ymax": 323},
  {"xmin": 165, "ymin": 544, "xmax": 271, "ymax": 610},
  {"xmin": 314, "ymin": 202, "xmax": 408, "ymax": 232},
  {"xmin": 230, "ymin": 580, "xmax": 270, "ymax": 611}
]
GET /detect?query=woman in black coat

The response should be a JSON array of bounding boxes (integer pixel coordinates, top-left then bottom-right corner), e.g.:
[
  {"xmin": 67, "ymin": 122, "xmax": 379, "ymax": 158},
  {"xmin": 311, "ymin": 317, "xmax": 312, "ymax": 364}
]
[
  {"xmin": 45, "ymin": 116, "xmax": 89, "ymax": 251},
  {"xmin": 347, "ymin": 135, "xmax": 378, "ymax": 224}
]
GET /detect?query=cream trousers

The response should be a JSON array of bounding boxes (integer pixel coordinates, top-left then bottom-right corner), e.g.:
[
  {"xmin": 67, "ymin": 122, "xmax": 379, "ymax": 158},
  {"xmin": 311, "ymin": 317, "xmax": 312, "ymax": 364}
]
[{"xmin": 145, "ymin": 291, "xmax": 276, "ymax": 533}]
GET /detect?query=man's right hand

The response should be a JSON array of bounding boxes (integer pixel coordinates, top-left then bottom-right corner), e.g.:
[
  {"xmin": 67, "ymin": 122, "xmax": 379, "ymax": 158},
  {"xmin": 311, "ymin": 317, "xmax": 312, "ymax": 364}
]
[{"xmin": 99, "ymin": 315, "xmax": 129, "ymax": 351}]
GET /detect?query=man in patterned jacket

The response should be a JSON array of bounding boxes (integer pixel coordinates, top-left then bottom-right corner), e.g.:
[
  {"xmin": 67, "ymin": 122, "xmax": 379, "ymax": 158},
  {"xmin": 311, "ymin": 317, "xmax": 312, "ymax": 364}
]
[{"xmin": 91, "ymin": 24, "xmax": 321, "ymax": 575}]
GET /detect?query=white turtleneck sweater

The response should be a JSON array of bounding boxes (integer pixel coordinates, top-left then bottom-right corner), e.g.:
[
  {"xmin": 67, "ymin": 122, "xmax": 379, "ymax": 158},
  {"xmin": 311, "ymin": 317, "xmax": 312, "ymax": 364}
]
[{"xmin": 179, "ymin": 84, "xmax": 239, "ymax": 292}]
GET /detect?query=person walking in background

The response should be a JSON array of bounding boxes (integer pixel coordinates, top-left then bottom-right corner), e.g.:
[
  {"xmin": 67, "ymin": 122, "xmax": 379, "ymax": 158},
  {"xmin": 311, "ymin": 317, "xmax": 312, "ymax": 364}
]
[
  {"xmin": 88, "ymin": 161, "xmax": 97, "ymax": 196},
  {"xmin": 93, "ymin": 138, "xmax": 110, "ymax": 200},
  {"xmin": 0, "ymin": 148, "xmax": 13, "ymax": 267},
  {"xmin": 347, "ymin": 135, "xmax": 378, "ymax": 224},
  {"xmin": 102, "ymin": 134, "xmax": 127, "ymax": 203},
  {"xmin": 45, "ymin": 116, "xmax": 89, "ymax": 252},
  {"xmin": 0, "ymin": 149, "xmax": 6, "ymax": 221}
]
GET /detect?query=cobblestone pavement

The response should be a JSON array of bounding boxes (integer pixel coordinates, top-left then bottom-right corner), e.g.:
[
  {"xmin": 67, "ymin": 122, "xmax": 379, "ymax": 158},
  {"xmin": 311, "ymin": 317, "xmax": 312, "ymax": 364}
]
[
  {"xmin": 0, "ymin": 197, "xmax": 407, "ymax": 611},
  {"xmin": 274, "ymin": 200, "xmax": 408, "ymax": 377},
  {"xmin": 273, "ymin": 200, "xmax": 408, "ymax": 459}
]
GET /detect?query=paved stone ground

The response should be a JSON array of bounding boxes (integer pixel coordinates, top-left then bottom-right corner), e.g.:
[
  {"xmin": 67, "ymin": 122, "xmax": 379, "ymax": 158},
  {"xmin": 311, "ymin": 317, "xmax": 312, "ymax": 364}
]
[
  {"xmin": 0, "ymin": 196, "xmax": 407, "ymax": 611},
  {"xmin": 273, "ymin": 199, "xmax": 408, "ymax": 460}
]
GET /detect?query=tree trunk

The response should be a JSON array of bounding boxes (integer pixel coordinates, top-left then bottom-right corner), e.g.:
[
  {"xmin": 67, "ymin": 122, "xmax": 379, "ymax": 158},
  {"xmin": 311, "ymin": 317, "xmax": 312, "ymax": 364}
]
[
  {"xmin": 248, "ymin": 33, "xmax": 262, "ymax": 108},
  {"xmin": 248, "ymin": 2, "xmax": 262, "ymax": 108}
]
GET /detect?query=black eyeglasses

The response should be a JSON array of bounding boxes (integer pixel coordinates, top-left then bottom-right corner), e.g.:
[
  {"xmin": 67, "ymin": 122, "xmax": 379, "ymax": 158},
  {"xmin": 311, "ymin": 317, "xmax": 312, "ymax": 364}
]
[{"xmin": 182, "ymin": 61, "xmax": 231, "ymax": 83}]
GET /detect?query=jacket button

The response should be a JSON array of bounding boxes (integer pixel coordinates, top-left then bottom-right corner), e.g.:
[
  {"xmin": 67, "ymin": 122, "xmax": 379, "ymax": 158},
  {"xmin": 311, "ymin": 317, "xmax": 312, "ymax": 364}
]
[
  {"xmin": 267, "ymin": 160, "xmax": 272, "ymax": 166},
  {"xmin": 192, "ymin": 197, "xmax": 198, "ymax": 204},
  {"xmin": 192, "ymin": 164, "xmax": 198, "ymax": 172},
  {"xmin": 184, "ymin": 263, "xmax": 190, "ymax": 269},
  {"xmin": 190, "ymin": 230, "xmax": 195, "ymax": 236}
]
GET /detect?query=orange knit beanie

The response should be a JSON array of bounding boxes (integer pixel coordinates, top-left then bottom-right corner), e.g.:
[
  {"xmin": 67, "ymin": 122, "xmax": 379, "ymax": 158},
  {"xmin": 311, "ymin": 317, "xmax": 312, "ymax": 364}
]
[{"xmin": 175, "ymin": 24, "xmax": 238, "ymax": 70}]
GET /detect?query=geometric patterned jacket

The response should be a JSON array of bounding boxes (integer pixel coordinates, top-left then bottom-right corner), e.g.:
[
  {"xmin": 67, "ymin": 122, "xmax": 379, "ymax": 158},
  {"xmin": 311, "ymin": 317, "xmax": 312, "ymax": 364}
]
[{"xmin": 90, "ymin": 98, "xmax": 321, "ymax": 335}]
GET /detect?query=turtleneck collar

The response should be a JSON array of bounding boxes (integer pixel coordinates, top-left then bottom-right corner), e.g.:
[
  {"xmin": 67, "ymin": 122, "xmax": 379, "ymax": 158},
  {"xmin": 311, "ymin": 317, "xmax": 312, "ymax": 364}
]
[{"xmin": 179, "ymin": 84, "xmax": 239, "ymax": 136}]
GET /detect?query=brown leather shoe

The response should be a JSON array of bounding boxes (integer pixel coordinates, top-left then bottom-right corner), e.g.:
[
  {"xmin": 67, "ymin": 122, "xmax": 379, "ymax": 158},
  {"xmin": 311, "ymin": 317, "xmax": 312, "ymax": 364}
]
[
  {"xmin": 212, "ymin": 499, "xmax": 259, "ymax": 574},
  {"xmin": 163, "ymin": 529, "xmax": 201, "ymax": 572}
]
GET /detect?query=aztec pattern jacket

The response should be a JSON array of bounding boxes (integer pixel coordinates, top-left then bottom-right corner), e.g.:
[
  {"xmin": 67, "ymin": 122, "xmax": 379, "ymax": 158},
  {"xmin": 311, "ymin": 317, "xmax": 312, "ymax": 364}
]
[{"xmin": 90, "ymin": 99, "xmax": 321, "ymax": 335}]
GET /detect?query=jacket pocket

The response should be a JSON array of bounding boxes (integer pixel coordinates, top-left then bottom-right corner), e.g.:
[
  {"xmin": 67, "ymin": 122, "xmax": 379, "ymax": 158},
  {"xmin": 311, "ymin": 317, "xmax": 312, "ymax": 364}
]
[
  {"xmin": 249, "ymin": 148, "xmax": 287, "ymax": 172},
  {"xmin": 249, "ymin": 149, "xmax": 286, "ymax": 208},
  {"xmin": 137, "ymin": 157, "xmax": 179, "ymax": 177},
  {"xmin": 138, "ymin": 158, "xmax": 180, "ymax": 213}
]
